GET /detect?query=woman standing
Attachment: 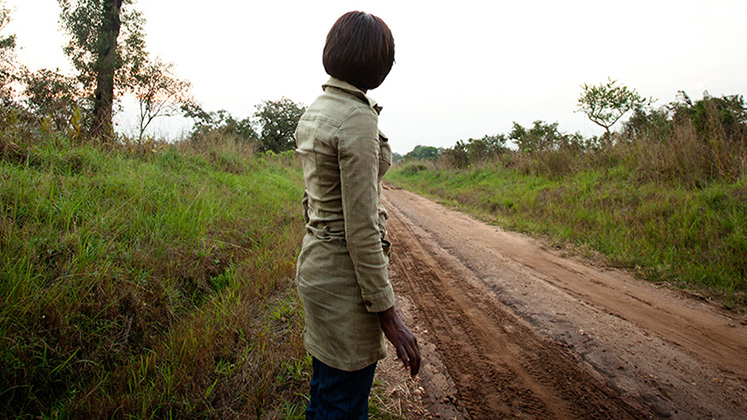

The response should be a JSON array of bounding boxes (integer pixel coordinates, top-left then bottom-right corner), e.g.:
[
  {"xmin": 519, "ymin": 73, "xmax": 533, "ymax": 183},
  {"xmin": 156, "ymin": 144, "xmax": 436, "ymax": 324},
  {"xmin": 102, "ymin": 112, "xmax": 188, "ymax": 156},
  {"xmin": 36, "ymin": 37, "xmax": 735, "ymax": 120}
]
[{"xmin": 294, "ymin": 10, "xmax": 421, "ymax": 420}]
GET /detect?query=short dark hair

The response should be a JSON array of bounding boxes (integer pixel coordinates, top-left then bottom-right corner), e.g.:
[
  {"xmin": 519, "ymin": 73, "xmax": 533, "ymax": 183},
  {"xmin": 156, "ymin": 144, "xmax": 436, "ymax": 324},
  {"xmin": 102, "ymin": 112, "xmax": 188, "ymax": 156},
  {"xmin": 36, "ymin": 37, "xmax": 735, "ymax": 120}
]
[{"xmin": 323, "ymin": 11, "xmax": 395, "ymax": 91}]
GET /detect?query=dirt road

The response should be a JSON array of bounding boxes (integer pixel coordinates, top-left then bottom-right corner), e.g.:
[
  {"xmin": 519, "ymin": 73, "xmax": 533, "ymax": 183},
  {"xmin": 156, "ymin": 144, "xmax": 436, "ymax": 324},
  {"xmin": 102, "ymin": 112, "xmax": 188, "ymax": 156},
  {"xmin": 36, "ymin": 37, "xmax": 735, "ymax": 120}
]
[{"xmin": 382, "ymin": 184, "xmax": 747, "ymax": 419}]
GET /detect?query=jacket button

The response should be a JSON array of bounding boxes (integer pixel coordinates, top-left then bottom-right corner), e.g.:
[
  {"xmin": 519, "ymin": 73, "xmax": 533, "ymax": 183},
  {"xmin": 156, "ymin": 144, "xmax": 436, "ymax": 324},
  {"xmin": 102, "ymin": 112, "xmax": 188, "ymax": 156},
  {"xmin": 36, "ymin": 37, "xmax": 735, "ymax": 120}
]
[{"xmin": 364, "ymin": 300, "xmax": 373, "ymax": 307}]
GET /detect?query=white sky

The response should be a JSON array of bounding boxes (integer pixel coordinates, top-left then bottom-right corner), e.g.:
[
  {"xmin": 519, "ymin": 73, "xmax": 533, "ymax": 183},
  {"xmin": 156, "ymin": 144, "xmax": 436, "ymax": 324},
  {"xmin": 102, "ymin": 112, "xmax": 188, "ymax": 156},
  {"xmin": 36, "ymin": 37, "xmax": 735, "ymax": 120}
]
[{"xmin": 5, "ymin": 0, "xmax": 747, "ymax": 154}]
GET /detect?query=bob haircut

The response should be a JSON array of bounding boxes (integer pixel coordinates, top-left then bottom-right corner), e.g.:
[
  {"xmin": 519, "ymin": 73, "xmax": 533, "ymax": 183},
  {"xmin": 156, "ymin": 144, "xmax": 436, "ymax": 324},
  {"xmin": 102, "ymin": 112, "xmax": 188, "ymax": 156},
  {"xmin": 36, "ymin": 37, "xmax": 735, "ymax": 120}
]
[{"xmin": 323, "ymin": 11, "xmax": 395, "ymax": 91}]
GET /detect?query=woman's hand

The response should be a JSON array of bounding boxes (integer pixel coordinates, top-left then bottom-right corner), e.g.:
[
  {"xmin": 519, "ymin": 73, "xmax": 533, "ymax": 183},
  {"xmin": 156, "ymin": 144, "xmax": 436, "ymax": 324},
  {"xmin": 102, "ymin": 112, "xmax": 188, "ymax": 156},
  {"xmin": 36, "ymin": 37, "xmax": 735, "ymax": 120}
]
[{"xmin": 378, "ymin": 306, "xmax": 421, "ymax": 377}]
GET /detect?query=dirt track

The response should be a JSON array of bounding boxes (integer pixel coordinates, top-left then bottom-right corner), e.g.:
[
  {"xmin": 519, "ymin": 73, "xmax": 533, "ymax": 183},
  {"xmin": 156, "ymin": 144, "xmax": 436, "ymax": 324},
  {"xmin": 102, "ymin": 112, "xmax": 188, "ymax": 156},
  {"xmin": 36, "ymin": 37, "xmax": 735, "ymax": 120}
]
[{"xmin": 382, "ymin": 184, "xmax": 747, "ymax": 420}]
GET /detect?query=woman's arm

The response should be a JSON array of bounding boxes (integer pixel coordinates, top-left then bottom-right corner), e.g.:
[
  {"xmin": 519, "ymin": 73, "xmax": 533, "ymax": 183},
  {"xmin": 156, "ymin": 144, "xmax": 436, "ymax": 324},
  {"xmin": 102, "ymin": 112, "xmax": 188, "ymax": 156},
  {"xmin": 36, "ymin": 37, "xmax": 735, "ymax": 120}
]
[
  {"xmin": 301, "ymin": 189, "xmax": 310, "ymax": 225},
  {"xmin": 339, "ymin": 106, "xmax": 420, "ymax": 376},
  {"xmin": 338, "ymin": 107, "xmax": 394, "ymax": 312}
]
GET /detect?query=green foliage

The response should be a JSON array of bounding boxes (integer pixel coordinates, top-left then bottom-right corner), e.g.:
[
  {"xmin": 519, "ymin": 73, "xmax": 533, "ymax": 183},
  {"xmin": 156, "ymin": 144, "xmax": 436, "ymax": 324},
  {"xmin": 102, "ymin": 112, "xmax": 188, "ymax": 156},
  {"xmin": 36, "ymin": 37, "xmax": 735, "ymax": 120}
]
[
  {"xmin": 0, "ymin": 0, "xmax": 17, "ymax": 103},
  {"xmin": 183, "ymin": 105, "xmax": 258, "ymax": 145},
  {"xmin": 58, "ymin": 0, "xmax": 146, "ymax": 137},
  {"xmin": 401, "ymin": 162, "xmax": 428, "ymax": 175},
  {"xmin": 429, "ymin": 91, "xmax": 744, "ymax": 185},
  {"xmin": 58, "ymin": 0, "xmax": 144, "ymax": 88},
  {"xmin": 508, "ymin": 120, "xmax": 586, "ymax": 155},
  {"xmin": 253, "ymin": 98, "xmax": 306, "ymax": 153},
  {"xmin": 577, "ymin": 78, "xmax": 651, "ymax": 138},
  {"xmin": 22, "ymin": 68, "xmax": 82, "ymax": 131},
  {"xmin": 618, "ymin": 91, "xmax": 747, "ymax": 185},
  {"xmin": 0, "ymin": 1, "xmax": 12, "ymax": 49},
  {"xmin": 509, "ymin": 121, "xmax": 570, "ymax": 154},
  {"xmin": 621, "ymin": 105, "xmax": 671, "ymax": 140},
  {"xmin": 405, "ymin": 144, "xmax": 440, "ymax": 160},
  {"xmin": 0, "ymin": 133, "xmax": 309, "ymax": 417},
  {"xmin": 0, "ymin": 67, "xmax": 88, "ymax": 144},
  {"xmin": 463, "ymin": 134, "xmax": 507, "ymax": 159},
  {"xmin": 672, "ymin": 91, "xmax": 747, "ymax": 140},
  {"xmin": 625, "ymin": 91, "xmax": 747, "ymax": 145},
  {"xmin": 439, "ymin": 134, "xmax": 507, "ymax": 168},
  {"xmin": 0, "ymin": 0, "xmax": 15, "ymax": 57}
]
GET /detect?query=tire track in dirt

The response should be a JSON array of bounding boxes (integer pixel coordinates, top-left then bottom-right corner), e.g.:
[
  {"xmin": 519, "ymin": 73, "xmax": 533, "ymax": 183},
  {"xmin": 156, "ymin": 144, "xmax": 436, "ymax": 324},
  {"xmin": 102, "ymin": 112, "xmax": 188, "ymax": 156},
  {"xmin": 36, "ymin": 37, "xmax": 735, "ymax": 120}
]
[
  {"xmin": 385, "ymin": 191, "xmax": 652, "ymax": 419},
  {"xmin": 383, "ymin": 185, "xmax": 747, "ymax": 419}
]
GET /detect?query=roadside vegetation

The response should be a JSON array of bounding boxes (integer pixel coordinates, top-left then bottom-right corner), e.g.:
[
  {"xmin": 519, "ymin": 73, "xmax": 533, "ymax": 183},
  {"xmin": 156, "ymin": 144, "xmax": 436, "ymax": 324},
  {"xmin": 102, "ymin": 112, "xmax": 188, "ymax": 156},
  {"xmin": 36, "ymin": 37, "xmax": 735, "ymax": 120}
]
[
  {"xmin": 388, "ymin": 89, "xmax": 747, "ymax": 310},
  {"xmin": 0, "ymin": 127, "xmax": 314, "ymax": 417}
]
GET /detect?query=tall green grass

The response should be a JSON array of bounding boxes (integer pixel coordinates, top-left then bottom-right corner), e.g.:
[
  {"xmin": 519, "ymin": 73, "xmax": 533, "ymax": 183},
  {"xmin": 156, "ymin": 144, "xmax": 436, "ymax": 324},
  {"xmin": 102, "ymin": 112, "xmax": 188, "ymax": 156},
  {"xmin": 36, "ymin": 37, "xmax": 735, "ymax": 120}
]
[
  {"xmin": 1, "ymin": 134, "xmax": 309, "ymax": 418},
  {"xmin": 386, "ymin": 162, "xmax": 747, "ymax": 309}
]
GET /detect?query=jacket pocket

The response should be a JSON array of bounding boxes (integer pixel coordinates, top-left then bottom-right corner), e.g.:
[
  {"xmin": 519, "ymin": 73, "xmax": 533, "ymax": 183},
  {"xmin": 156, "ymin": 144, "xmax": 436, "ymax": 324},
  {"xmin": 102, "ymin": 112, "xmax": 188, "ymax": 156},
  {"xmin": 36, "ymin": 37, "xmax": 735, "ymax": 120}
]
[{"xmin": 378, "ymin": 132, "xmax": 392, "ymax": 177}]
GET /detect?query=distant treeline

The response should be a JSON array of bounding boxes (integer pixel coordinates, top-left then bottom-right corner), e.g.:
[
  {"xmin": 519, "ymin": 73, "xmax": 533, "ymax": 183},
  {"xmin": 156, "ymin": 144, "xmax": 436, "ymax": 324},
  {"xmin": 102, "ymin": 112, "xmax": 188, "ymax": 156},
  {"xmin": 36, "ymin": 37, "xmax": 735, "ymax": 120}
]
[{"xmin": 400, "ymin": 88, "xmax": 746, "ymax": 187}]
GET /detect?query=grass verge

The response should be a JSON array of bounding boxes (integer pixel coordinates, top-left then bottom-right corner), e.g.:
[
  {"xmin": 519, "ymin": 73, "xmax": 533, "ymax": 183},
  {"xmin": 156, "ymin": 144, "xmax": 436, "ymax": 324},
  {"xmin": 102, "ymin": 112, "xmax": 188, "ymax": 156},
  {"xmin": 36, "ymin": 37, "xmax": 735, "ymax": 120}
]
[{"xmin": 1, "ymin": 134, "xmax": 310, "ymax": 418}]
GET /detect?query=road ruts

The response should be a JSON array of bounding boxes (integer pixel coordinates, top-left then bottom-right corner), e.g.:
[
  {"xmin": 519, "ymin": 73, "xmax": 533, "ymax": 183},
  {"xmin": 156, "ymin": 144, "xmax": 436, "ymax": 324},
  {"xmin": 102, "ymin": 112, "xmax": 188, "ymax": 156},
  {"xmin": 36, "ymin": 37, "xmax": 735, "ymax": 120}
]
[
  {"xmin": 383, "ymin": 184, "xmax": 747, "ymax": 420},
  {"xmin": 385, "ymin": 195, "xmax": 652, "ymax": 419}
]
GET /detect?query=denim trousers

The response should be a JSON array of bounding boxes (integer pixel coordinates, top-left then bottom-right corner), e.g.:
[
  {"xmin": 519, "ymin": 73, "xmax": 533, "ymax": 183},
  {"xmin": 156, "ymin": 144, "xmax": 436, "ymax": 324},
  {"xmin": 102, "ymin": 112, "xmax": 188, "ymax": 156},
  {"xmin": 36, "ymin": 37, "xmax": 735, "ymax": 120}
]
[{"xmin": 306, "ymin": 357, "xmax": 378, "ymax": 420}]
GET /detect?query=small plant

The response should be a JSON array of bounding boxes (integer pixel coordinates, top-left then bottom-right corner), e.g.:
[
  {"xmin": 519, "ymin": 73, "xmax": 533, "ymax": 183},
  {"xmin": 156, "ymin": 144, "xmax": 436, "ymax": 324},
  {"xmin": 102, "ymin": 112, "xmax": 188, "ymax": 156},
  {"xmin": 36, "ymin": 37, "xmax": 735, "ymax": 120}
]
[
  {"xmin": 67, "ymin": 106, "xmax": 82, "ymax": 140},
  {"xmin": 401, "ymin": 162, "xmax": 428, "ymax": 175}
]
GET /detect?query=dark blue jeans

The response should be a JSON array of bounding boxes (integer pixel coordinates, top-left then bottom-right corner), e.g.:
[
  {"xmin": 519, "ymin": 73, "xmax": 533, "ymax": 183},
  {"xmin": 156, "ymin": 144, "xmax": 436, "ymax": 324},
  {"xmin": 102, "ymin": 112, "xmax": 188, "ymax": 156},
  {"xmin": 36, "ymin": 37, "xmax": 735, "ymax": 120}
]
[{"xmin": 306, "ymin": 357, "xmax": 377, "ymax": 420}]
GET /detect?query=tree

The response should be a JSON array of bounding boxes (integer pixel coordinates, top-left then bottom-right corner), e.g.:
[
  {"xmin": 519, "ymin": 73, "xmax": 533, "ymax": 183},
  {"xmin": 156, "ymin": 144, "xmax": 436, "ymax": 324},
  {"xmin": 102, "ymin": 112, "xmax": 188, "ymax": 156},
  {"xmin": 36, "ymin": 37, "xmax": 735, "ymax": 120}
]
[
  {"xmin": 674, "ymin": 91, "xmax": 747, "ymax": 141},
  {"xmin": 441, "ymin": 142, "xmax": 469, "ymax": 169},
  {"xmin": 182, "ymin": 104, "xmax": 257, "ymax": 143},
  {"xmin": 0, "ymin": 0, "xmax": 17, "ymax": 104},
  {"xmin": 405, "ymin": 145, "xmax": 440, "ymax": 160},
  {"xmin": 253, "ymin": 98, "xmax": 306, "ymax": 153},
  {"xmin": 129, "ymin": 56, "xmax": 193, "ymax": 141},
  {"xmin": 0, "ymin": 0, "xmax": 13, "ymax": 53},
  {"xmin": 509, "ymin": 121, "xmax": 565, "ymax": 154},
  {"xmin": 463, "ymin": 134, "xmax": 507, "ymax": 160},
  {"xmin": 23, "ymin": 68, "xmax": 82, "ymax": 131},
  {"xmin": 577, "ymin": 78, "xmax": 650, "ymax": 140},
  {"xmin": 59, "ymin": 0, "xmax": 146, "ymax": 139}
]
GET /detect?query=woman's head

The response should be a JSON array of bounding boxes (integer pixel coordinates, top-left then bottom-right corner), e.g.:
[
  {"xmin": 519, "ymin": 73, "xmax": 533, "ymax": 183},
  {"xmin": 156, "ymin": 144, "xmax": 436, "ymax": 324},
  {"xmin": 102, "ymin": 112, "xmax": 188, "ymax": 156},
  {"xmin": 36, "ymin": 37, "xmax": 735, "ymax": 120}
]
[{"xmin": 323, "ymin": 11, "xmax": 395, "ymax": 91}]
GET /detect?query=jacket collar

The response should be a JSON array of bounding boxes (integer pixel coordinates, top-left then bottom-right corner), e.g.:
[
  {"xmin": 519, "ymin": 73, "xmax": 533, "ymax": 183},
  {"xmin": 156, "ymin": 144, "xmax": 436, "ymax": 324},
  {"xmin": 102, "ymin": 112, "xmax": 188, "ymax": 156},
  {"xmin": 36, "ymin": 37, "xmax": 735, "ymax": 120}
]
[{"xmin": 322, "ymin": 77, "xmax": 382, "ymax": 115}]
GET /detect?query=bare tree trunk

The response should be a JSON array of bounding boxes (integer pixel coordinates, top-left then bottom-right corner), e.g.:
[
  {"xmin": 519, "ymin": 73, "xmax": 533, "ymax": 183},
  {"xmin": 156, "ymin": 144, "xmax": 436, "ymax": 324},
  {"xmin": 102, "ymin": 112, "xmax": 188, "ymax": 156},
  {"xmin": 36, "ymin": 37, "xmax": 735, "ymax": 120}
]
[{"xmin": 91, "ymin": 0, "xmax": 123, "ymax": 140}]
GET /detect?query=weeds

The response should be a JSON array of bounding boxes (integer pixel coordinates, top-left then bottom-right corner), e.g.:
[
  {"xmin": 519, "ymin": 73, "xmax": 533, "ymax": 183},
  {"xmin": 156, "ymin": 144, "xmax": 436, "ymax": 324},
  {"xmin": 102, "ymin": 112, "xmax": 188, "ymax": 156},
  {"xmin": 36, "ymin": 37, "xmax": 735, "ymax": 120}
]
[{"xmin": 1, "ymin": 131, "xmax": 309, "ymax": 418}]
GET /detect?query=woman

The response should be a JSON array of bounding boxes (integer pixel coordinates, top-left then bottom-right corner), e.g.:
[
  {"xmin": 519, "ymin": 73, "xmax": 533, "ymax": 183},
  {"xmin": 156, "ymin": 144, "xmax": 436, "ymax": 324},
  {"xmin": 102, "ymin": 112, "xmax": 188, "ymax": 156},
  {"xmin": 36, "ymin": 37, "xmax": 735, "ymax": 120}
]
[{"xmin": 294, "ymin": 10, "xmax": 421, "ymax": 420}]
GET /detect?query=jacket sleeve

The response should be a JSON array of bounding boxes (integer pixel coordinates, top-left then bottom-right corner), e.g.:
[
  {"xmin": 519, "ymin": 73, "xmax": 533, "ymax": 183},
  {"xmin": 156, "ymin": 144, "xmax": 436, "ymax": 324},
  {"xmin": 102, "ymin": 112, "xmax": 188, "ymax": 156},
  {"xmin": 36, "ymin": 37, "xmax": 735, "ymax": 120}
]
[
  {"xmin": 301, "ymin": 189, "xmax": 310, "ymax": 225},
  {"xmin": 337, "ymin": 107, "xmax": 395, "ymax": 313}
]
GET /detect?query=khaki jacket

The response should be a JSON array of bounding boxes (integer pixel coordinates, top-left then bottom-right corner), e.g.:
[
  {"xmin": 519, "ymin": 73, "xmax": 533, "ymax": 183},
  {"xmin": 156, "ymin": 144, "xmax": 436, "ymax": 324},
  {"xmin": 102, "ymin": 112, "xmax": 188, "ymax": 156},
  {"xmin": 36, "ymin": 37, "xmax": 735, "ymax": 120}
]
[{"xmin": 294, "ymin": 77, "xmax": 394, "ymax": 371}]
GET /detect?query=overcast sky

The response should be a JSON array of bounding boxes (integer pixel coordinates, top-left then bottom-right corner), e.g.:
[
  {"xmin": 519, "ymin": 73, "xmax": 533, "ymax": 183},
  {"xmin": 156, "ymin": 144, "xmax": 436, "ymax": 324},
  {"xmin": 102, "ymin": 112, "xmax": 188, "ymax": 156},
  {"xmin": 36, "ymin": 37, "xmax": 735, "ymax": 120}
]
[{"xmin": 6, "ymin": 0, "xmax": 747, "ymax": 153}]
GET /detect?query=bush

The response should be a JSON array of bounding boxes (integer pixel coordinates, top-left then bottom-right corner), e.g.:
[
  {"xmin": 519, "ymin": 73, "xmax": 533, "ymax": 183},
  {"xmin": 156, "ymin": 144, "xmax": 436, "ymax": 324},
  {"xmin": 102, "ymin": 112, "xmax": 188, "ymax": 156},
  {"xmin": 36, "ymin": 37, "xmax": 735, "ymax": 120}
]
[
  {"xmin": 401, "ymin": 162, "xmax": 428, "ymax": 175},
  {"xmin": 619, "ymin": 91, "xmax": 747, "ymax": 185},
  {"xmin": 432, "ymin": 92, "xmax": 747, "ymax": 185},
  {"xmin": 438, "ymin": 134, "xmax": 507, "ymax": 169},
  {"xmin": 23, "ymin": 68, "xmax": 84, "ymax": 132}
]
